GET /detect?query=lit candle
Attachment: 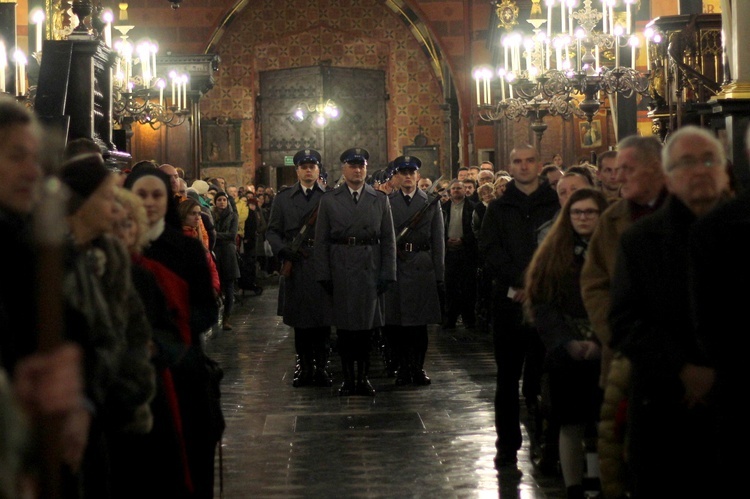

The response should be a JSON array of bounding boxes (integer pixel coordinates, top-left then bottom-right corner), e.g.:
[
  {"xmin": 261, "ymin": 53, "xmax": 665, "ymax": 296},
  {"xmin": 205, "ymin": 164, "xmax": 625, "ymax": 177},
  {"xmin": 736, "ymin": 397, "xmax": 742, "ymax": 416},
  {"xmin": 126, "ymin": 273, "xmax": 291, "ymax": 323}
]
[
  {"xmin": 102, "ymin": 9, "xmax": 114, "ymax": 48},
  {"xmin": 577, "ymin": 39, "xmax": 581, "ymax": 72},
  {"xmin": 170, "ymin": 71, "xmax": 177, "ymax": 107},
  {"xmin": 503, "ymin": 38, "xmax": 508, "ymax": 68},
  {"xmin": 609, "ymin": 3, "xmax": 614, "ymax": 36},
  {"xmin": 626, "ymin": 0, "xmax": 632, "ymax": 35},
  {"xmin": 561, "ymin": 0, "xmax": 566, "ymax": 33},
  {"xmin": 630, "ymin": 36, "xmax": 638, "ymax": 70},
  {"xmin": 547, "ymin": 0, "xmax": 553, "ymax": 38},
  {"xmin": 14, "ymin": 50, "xmax": 27, "ymax": 96},
  {"xmin": 0, "ymin": 41, "xmax": 5, "ymax": 93},
  {"xmin": 499, "ymin": 69, "xmax": 506, "ymax": 101},
  {"xmin": 545, "ymin": 39, "xmax": 551, "ymax": 72},
  {"xmin": 138, "ymin": 44, "xmax": 150, "ymax": 82},
  {"xmin": 475, "ymin": 72, "xmax": 481, "ymax": 106},
  {"xmin": 484, "ymin": 74, "xmax": 490, "ymax": 105},
  {"xmin": 31, "ymin": 9, "xmax": 45, "ymax": 54},
  {"xmin": 568, "ymin": 2, "xmax": 573, "ymax": 37},
  {"xmin": 175, "ymin": 77, "xmax": 181, "ymax": 109},
  {"xmin": 158, "ymin": 79, "xmax": 165, "ymax": 107},
  {"xmin": 645, "ymin": 36, "xmax": 651, "ymax": 71},
  {"xmin": 602, "ymin": 0, "xmax": 607, "ymax": 34},
  {"xmin": 556, "ymin": 44, "xmax": 562, "ymax": 70},
  {"xmin": 182, "ymin": 75, "xmax": 188, "ymax": 109},
  {"xmin": 151, "ymin": 44, "xmax": 158, "ymax": 81}
]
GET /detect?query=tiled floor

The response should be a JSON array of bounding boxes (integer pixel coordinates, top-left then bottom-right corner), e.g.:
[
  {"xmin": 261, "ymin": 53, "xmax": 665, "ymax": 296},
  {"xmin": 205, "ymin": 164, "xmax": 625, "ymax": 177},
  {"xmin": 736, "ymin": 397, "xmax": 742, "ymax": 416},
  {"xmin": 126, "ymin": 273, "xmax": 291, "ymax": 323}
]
[{"xmin": 206, "ymin": 279, "xmax": 569, "ymax": 498}]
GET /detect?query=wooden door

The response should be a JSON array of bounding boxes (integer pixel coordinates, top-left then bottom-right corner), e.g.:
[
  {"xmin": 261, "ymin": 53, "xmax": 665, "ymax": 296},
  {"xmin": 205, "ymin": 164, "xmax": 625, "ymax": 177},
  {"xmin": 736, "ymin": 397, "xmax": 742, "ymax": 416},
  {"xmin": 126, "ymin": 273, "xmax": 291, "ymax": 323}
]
[{"xmin": 259, "ymin": 66, "xmax": 387, "ymax": 187}]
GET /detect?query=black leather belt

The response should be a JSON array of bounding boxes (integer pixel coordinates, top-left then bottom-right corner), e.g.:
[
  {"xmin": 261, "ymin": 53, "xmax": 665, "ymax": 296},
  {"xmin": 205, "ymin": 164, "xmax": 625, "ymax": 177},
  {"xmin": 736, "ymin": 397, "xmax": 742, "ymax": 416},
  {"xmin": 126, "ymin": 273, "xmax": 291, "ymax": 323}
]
[
  {"xmin": 332, "ymin": 237, "xmax": 380, "ymax": 246},
  {"xmin": 398, "ymin": 243, "xmax": 430, "ymax": 252}
]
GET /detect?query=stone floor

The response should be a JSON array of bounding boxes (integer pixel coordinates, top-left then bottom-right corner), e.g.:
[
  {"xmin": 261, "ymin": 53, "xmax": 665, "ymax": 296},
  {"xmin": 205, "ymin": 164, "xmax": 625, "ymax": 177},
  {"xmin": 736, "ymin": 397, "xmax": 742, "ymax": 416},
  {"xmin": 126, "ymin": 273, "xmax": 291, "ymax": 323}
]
[{"xmin": 205, "ymin": 279, "xmax": 570, "ymax": 498}]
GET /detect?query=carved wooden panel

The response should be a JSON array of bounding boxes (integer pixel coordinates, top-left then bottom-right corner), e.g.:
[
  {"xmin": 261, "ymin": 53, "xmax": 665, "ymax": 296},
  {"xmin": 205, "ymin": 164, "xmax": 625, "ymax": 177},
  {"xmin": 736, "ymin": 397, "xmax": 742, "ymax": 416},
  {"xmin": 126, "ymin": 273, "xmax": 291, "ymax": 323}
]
[{"xmin": 259, "ymin": 66, "xmax": 386, "ymax": 183}]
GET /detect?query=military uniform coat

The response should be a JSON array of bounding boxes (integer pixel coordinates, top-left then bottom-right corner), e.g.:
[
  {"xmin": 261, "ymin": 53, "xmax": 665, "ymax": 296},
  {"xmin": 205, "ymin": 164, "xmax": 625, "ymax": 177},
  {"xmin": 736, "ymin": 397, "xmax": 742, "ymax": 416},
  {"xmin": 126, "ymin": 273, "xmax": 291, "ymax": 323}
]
[
  {"xmin": 384, "ymin": 189, "xmax": 445, "ymax": 326},
  {"xmin": 314, "ymin": 184, "xmax": 397, "ymax": 331},
  {"xmin": 266, "ymin": 182, "xmax": 332, "ymax": 328}
]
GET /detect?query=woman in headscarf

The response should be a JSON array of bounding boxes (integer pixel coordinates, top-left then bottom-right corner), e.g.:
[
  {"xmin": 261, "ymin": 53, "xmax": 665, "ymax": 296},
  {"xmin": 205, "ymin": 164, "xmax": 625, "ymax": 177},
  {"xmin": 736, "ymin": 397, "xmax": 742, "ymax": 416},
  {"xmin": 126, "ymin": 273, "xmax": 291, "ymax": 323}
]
[{"xmin": 123, "ymin": 167, "xmax": 223, "ymax": 498}]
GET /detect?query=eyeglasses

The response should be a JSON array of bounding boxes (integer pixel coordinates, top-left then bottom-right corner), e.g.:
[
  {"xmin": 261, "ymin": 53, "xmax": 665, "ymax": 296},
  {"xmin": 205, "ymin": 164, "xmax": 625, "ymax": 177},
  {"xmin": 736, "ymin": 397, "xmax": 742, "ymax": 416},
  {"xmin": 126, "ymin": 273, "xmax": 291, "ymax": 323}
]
[
  {"xmin": 670, "ymin": 157, "xmax": 718, "ymax": 171},
  {"xmin": 570, "ymin": 208, "xmax": 600, "ymax": 218}
]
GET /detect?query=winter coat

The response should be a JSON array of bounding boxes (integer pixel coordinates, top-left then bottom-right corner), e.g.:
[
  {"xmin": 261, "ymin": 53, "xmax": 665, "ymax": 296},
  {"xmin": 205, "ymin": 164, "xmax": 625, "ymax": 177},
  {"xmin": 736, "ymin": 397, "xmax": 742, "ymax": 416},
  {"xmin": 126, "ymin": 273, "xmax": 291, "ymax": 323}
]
[
  {"xmin": 384, "ymin": 189, "xmax": 445, "ymax": 326},
  {"xmin": 211, "ymin": 206, "xmax": 240, "ymax": 283},
  {"xmin": 581, "ymin": 188, "xmax": 667, "ymax": 387},
  {"xmin": 478, "ymin": 180, "xmax": 559, "ymax": 293},
  {"xmin": 266, "ymin": 182, "xmax": 332, "ymax": 328},
  {"xmin": 314, "ymin": 184, "xmax": 397, "ymax": 331}
]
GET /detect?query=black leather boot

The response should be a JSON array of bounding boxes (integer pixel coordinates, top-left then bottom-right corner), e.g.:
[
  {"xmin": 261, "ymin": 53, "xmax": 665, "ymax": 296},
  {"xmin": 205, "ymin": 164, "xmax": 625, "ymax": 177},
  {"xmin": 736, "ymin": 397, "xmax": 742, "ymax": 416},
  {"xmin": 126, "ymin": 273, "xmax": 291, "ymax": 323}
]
[
  {"xmin": 411, "ymin": 350, "xmax": 431, "ymax": 386},
  {"xmin": 394, "ymin": 348, "xmax": 412, "ymax": 385},
  {"xmin": 313, "ymin": 349, "xmax": 332, "ymax": 387},
  {"xmin": 338, "ymin": 356, "xmax": 356, "ymax": 396},
  {"xmin": 355, "ymin": 359, "xmax": 375, "ymax": 396},
  {"xmin": 293, "ymin": 354, "xmax": 314, "ymax": 387}
]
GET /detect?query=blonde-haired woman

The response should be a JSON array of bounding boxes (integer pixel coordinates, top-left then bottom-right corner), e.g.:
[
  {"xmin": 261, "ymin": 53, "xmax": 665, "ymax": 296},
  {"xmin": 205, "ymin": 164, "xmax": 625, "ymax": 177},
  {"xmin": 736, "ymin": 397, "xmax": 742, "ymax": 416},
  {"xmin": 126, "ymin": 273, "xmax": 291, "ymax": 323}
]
[{"xmin": 112, "ymin": 187, "xmax": 195, "ymax": 497}]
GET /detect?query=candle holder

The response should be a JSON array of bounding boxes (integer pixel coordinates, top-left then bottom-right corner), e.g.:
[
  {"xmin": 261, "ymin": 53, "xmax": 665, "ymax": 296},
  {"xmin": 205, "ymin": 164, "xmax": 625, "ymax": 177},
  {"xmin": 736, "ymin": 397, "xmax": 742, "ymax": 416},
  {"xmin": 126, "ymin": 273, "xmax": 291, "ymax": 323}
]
[{"xmin": 71, "ymin": 1, "xmax": 94, "ymax": 36}]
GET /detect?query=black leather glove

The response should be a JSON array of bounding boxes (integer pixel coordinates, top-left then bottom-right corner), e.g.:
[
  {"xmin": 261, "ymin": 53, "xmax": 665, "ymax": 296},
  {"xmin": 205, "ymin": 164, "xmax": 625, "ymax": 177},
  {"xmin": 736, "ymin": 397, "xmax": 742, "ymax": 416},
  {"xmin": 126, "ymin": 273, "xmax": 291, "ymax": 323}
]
[
  {"xmin": 377, "ymin": 279, "xmax": 391, "ymax": 295},
  {"xmin": 320, "ymin": 280, "xmax": 334, "ymax": 295},
  {"xmin": 278, "ymin": 247, "xmax": 302, "ymax": 262}
]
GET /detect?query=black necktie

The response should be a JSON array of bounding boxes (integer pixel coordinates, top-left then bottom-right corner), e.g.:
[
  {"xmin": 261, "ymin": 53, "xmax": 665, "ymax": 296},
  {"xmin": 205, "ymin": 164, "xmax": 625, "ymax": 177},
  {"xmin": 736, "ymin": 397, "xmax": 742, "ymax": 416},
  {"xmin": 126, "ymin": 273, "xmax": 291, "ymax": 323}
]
[
  {"xmin": 352, "ymin": 191, "xmax": 359, "ymax": 204},
  {"xmin": 404, "ymin": 193, "xmax": 411, "ymax": 206},
  {"xmin": 304, "ymin": 188, "xmax": 311, "ymax": 200}
]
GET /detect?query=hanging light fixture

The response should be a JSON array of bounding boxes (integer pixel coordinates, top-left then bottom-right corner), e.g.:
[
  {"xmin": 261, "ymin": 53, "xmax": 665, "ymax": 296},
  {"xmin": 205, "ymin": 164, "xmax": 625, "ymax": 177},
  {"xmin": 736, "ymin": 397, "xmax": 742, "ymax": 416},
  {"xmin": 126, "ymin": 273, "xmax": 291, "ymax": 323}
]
[
  {"xmin": 110, "ymin": 2, "xmax": 189, "ymax": 129},
  {"xmin": 474, "ymin": 0, "xmax": 650, "ymax": 131},
  {"xmin": 290, "ymin": 98, "xmax": 342, "ymax": 128}
]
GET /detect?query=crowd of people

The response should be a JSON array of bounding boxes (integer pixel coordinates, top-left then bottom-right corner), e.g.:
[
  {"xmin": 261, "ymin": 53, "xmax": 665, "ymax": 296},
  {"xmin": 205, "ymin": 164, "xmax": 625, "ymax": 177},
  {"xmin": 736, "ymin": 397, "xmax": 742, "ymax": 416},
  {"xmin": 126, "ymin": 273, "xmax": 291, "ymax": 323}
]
[{"xmin": 1, "ymin": 86, "xmax": 743, "ymax": 499}]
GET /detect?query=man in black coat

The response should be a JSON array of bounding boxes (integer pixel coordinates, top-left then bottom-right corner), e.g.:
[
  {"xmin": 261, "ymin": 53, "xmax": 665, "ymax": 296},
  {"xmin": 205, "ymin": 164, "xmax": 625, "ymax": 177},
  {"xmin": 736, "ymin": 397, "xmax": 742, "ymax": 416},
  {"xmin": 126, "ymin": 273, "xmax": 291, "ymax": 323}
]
[
  {"xmin": 441, "ymin": 179, "xmax": 478, "ymax": 329},
  {"xmin": 689, "ymin": 149, "xmax": 749, "ymax": 498},
  {"xmin": 479, "ymin": 144, "xmax": 559, "ymax": 469},
  {"xmin": 609, "ymin": 126, "xmax": 730, "ymax": 498}
]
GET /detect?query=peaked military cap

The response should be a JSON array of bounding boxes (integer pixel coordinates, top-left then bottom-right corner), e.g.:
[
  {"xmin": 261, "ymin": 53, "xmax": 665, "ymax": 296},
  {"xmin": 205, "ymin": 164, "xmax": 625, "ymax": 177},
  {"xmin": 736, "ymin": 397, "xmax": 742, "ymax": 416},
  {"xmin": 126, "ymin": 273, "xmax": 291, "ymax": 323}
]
[
  {"xmin": 340, "ymin": 148, "xmax": 370, "ymax": 164},
  {"xmin": 293, "ymin": 149, "xmax": 322, "ymax": 166},
  {"xmin": 392, "ymin": 155, "xmax": 422, "ymax": 171},
  {"xmin": 367, "ymin": 169, "xmax": 386, "ymax": 185}
]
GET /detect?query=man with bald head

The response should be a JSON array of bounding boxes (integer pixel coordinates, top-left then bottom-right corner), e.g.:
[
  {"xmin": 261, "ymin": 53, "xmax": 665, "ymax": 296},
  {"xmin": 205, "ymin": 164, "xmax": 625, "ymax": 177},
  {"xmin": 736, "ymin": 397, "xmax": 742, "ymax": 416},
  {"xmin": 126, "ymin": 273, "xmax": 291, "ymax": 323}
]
[
  {"xmin": 479, "ymin": 144, "xmax": 559, "ymax": 469},
  {"xmin": 159, "ymin": 164, "xmax": 182, "ymax": 195}
]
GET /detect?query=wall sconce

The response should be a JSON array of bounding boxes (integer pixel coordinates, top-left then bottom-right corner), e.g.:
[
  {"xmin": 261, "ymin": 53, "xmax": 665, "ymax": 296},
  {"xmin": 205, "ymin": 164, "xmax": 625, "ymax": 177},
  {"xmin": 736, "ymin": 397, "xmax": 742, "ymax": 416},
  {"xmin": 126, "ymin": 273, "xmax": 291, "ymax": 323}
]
[{"xmin": 291, "ymin": 99, "xmax": 342, "ymax": 127}]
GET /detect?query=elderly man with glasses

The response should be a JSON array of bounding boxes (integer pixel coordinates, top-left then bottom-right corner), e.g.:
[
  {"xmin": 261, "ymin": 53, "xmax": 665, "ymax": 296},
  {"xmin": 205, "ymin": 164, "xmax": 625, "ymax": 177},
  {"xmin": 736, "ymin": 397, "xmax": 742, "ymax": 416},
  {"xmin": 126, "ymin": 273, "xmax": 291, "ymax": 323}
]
[{"xmin": 604, "ymin": 126, "xmax": 730, "ymax": 499}]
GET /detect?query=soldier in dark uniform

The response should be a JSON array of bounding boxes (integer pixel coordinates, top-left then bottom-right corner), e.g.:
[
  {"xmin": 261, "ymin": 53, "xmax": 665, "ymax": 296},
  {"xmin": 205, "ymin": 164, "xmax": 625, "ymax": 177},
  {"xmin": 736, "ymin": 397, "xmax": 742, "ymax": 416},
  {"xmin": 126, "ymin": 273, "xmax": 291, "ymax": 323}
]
[
  {"xmin": 266, "ymin": 149, "xmax": 333, "ymax": 387},
  {"xmin": 383, "ymin": 156, "xmax": 445, "ymax": 386},
  {"xmin": 314, "ymin": 148, "xmax": 397, "ymax": 396}
]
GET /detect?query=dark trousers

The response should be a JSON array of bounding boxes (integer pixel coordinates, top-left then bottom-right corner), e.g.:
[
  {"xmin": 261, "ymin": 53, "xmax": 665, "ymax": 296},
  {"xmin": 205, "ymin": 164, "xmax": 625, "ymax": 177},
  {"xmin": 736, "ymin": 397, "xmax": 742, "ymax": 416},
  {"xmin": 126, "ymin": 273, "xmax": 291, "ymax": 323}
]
[
  {"xmin": 444, "ymin": 249, "xmax": 477, "ymax": 326},
  {"xmin": 336, "ymin": 329, "xmax": 373, "ymax": 364},
  {"xmin": 294, "ymin": 326, "xmax": 331, "ymax": 366},
  {"xmin": 491, "ymin": 290, "xmax": 546, "ymax": 457},
  {"xmin": 383, "ymin": 324, "xmax": 428, "ymax": 372}
]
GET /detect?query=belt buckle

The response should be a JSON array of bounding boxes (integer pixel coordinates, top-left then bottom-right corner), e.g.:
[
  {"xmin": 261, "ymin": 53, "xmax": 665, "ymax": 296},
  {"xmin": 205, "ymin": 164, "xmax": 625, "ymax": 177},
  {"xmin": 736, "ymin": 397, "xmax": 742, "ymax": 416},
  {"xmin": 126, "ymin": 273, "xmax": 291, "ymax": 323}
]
[
  {"xmin": 347, "ymin": 236, "xmax": 357, "ymax": 246},
  {"xmin": 404, "ymin": 242, "xmax": 413, "ymax": 252}
]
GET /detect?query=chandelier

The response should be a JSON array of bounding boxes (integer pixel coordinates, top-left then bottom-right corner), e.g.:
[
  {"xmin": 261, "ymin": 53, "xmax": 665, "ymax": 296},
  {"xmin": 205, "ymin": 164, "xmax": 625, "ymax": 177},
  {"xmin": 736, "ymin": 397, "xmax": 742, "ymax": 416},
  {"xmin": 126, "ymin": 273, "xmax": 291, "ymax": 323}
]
[
  {"xmin": 290, "ymin": 98, "xmax": 341, "ymax": 128},
  {"xmin": 474, "ymin": 0, "xmax": 650, "ymax": 130},
  {"xmin": 110, "ymin": 2, "xmax": 189, "ymax": 129}
]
